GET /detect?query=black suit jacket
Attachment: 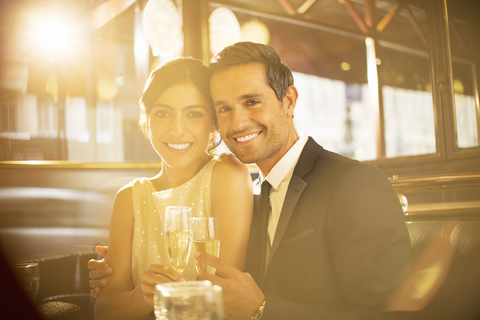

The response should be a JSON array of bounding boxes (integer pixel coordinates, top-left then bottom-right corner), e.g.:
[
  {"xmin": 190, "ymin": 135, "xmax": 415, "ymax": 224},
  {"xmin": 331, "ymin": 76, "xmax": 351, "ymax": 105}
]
[{"xmin": 246, "ymin": 137, "xmax": 412, "ymax": 319}]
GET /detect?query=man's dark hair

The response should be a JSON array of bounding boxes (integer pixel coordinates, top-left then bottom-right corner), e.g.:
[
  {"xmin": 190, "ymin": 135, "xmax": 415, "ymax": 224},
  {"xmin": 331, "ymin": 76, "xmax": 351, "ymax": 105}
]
[{"xmin": 210, "ymin": 42, "xmax": 294, "ymax": 101}]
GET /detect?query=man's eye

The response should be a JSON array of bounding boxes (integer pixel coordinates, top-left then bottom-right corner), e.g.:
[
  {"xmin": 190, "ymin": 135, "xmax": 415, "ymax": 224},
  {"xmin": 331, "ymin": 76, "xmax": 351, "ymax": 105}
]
[
  {"xmin": 246, "ymin": 100, "xmax": 260, "ymax": 106},
  {"xmin": 217, "ymin": 106, "xmax": 231, "ymax": 114}
]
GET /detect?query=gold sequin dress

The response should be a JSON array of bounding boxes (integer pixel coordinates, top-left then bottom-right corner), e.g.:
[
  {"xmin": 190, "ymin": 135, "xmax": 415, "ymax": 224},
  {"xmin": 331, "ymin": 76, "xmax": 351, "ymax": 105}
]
[{"xmin": 131, "ymin": 155, "xmax": 221, "ymax": 286}]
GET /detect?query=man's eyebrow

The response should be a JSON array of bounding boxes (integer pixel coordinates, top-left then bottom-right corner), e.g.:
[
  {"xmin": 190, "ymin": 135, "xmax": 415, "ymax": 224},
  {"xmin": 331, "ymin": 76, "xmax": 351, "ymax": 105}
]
[{"xmin": 213, "ymin": 93, "xmax": 264, "ymax": 107}]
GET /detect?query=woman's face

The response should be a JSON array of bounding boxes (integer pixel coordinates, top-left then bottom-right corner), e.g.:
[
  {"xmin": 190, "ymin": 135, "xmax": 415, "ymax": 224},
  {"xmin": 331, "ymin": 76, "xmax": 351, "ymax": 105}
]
[{"xmin": 148, "ymin": 81, "xmax": 215, "ymax": 169}]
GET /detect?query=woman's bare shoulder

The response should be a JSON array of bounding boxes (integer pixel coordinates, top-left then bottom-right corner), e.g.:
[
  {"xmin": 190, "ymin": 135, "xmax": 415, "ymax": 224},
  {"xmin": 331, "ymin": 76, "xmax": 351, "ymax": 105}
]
[
  {"xmin": 212, "ymin": 154, "xmax": 252, "ymax": 191},
  {"xmin": 113, "ymin": 180, "xmax": 135, "ymax": 204},
  {"xmin": 214, "ymin": 153, "xmax": 249, "ymax": 173}
]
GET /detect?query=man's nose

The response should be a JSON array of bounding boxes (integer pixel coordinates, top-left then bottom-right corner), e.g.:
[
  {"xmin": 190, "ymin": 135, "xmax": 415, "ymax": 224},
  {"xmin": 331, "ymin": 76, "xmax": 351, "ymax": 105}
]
[{"xmin": 230, "ymin": 107, "xmax": 250, "ymax": 131}]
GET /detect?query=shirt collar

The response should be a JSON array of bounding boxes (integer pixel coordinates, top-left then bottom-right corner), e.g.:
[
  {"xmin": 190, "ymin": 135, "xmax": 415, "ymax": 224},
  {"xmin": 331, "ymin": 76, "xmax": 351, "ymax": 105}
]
[{"xmin": 259, "ymin": 134, "xmax": 308, "ymax": 189}]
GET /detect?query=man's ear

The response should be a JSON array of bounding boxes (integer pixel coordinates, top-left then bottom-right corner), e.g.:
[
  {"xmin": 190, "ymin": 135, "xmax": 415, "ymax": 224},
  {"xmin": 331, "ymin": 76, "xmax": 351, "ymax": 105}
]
[{"xmin": 283, "ymin": 85, "xmax": 298, "ymax": 118}]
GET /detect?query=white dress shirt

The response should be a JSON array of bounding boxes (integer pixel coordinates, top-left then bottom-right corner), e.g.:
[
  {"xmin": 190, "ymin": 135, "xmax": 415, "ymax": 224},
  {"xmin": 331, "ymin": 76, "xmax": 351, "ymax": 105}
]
[{"xmin": 259, "ymin": 134, "xmax": 308, "ymax": 247}]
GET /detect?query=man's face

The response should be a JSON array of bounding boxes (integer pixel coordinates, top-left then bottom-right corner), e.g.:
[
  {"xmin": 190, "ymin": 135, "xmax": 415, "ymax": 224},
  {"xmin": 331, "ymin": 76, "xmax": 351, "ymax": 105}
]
[{"xmin": 210, "ymin": 62, "xmax": 291, "ymax": 169}]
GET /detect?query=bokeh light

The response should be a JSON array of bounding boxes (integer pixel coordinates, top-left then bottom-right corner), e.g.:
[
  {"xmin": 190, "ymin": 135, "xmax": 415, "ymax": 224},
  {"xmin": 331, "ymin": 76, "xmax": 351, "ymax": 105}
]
[{"xmin": 241, "ymin": 20, "xmax": 270, "ymax": 45}]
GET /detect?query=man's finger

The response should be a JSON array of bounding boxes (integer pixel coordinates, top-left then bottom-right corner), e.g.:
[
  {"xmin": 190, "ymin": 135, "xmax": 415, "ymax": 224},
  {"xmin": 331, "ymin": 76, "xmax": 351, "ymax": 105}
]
[
  {"xmin": 89, "ymin": 265, "xmax": 113, "ymax": 280},
  {"xmin": 87, "ymin": 258, "xmax": 106, "ymax": 270},
  {"xmin": 90, "ymin": 287, "xmax": 100, "ymax": 298},
  {"xmin": 194, "ymin": 252, "xmax": 237, "ymax": 278},
  {"xmin": 89, "ymin": 278, "xmax": 108, "ymax": 289},
  {"xmin": 95, "ymin": 245, "xmax": 108, "ymax": 257}
]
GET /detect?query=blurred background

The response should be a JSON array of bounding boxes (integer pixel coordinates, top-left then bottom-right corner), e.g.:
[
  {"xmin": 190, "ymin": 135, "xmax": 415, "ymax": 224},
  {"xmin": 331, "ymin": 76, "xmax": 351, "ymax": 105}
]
[{"xmin": 0, "ymin": 0, "xmax": 479, "ymax": 262}]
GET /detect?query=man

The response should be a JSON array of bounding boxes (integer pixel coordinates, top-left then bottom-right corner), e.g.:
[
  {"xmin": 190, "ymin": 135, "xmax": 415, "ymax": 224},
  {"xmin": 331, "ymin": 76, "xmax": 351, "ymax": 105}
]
[{"xmin": 89, "ymin": 42, "xmax": 411, "ymax": 320}]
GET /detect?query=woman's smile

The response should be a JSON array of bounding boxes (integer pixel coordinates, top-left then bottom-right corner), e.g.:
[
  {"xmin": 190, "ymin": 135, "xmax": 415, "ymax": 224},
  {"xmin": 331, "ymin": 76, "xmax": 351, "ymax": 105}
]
[{"xmin": 165, "ymin": 142, "xmax": 193, "ymax": 152}]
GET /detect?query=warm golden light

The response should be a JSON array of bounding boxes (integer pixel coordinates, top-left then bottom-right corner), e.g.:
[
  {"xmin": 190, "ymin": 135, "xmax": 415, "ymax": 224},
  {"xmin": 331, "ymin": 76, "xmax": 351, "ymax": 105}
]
[
  {"xmin": 453, "ymin": 78, "xmax": 464, "ymax": 94},
  {"xmin": 32, "ymin": 17, "xmax": 73, "ymax": 57},
  {"xmin": 209, "ymin": 7, "xmax": 242, "ymax": 56},
  {"xmin": 340, "ymin": 62, "xmax": 351, "ymax": 71},
  {"xmin": 241, "ymin": 20, "xmax": 270, "ymax": 45},
  {"xmin": 97, "ymin": 76, "xmax": 118, "ymax": 102}
]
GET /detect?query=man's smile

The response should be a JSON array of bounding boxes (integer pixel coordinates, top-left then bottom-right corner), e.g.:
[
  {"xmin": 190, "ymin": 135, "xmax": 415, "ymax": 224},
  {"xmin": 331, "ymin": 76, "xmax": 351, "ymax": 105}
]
[{"xmin": 234, "ymin": 132, "xmax": 260, "ymax": 143}]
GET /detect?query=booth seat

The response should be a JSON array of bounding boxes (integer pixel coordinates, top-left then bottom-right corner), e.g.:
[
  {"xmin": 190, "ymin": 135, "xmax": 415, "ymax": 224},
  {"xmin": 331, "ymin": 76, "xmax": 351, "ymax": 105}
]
[
  {"xmin": 18, "ymin": 251, "xmax": 98, "ymax": 320},
  {"xmin": 398, "ymin": 220, "xmax": 480, "ymax": 320}
]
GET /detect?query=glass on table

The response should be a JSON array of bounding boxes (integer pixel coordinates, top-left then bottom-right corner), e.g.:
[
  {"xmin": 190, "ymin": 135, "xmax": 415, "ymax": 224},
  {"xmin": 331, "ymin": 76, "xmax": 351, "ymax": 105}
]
[
  {"xmin": 164, "ymin": 206, "xmax": 193, "ymax": 274},
  {"xmin": 191, "ymin": 217, "xmax": 220, "ymax": 275},
  {"xmin": 154, "ymin": 280, "xmax": 224, "ymax": 320},
  {"xmin": 14, "ymin": 262, "xmax": 40, "ymax": 300}
]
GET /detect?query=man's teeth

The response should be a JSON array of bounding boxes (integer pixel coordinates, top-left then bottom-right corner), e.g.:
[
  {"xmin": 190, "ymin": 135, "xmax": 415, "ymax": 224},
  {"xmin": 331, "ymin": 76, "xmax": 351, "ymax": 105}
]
[
  {"xmin": 167, "ymin": 143, "xmax": 191, "ymax": 150},
  {"xmin": 236, "ymin": 133, "xmax": 259, "ymax": 142}
]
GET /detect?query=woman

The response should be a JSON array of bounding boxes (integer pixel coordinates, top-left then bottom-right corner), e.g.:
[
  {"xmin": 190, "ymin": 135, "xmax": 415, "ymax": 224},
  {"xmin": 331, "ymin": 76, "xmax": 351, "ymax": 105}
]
[{"xmin": 94, "ymin": 58, "xmax": 253, "ymax": 320}]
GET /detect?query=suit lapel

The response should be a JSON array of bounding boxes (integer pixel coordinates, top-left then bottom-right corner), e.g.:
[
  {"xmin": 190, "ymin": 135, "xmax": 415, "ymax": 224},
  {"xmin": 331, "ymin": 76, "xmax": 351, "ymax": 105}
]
[{"xmin": 264, "ymin": 138, "xmax": 323, "ymax": 275}]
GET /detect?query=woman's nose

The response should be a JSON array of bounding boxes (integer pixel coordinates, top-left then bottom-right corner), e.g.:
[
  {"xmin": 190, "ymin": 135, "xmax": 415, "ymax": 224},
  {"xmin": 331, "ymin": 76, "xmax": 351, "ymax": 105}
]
[{"xmin": 169, "ymin": 116, "xmax": 186, "ymax": 137}]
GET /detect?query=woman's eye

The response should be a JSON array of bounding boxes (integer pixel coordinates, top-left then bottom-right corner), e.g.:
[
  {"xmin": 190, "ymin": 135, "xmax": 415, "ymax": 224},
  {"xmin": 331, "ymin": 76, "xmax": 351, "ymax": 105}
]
[
  {"xmin": 154, "ymin": 110, "xmax": 170, "ymax": 117},
  {"xmin": 188, "ymin": 111, "xmax": 203, "ymax": 118}
]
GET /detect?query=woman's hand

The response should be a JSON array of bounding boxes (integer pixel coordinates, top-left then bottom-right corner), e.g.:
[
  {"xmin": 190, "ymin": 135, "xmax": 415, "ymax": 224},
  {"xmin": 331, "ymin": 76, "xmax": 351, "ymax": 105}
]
[{"xmin": 140, "ymin": 264, "xmax": 188, "ymax": 306}]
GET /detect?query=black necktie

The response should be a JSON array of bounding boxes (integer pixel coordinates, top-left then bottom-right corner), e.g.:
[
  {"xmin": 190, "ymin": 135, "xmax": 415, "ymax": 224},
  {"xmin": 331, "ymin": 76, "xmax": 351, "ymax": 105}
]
[{"xmin": 258, "ymin": 179, "xmax": 271, "ymax": 282}]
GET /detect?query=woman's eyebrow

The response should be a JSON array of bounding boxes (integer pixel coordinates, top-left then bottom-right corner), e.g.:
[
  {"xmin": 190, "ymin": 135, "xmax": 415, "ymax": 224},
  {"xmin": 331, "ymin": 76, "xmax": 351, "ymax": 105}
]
[
  {"xmin": 183, "ymin": 105, "xmax": 209, "ymax": 111},
  {"xmin": 151, "ymin": 104, "xmax": 173, "ymax": 110},
  {"xmin": 151, "ymin": 104, "xmax": 208, "ymax": 111}
]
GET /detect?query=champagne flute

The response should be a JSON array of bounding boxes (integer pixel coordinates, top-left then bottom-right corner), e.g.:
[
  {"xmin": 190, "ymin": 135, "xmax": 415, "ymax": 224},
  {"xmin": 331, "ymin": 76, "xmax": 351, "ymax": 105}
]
[
  {"xmin": 14, "ymin": 262, "xmax": 40, "ymax": 300},
  {"xmin": 164, "ymin": 206, "xmax": 193, "ymax": 274},
  {"xmin": 191, "ymin": 217, "xmax": 220, "ymax": 275}
]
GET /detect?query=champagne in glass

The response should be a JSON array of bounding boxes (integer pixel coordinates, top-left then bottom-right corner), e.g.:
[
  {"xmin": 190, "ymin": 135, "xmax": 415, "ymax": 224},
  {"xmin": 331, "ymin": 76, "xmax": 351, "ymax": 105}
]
[
  {"xmin": 191, "ymin": 217, "xmax": 220, "ymax": 275},
  {"xmin": 164, "ymin": 206, "xmax": 193, "ymax": 274}
]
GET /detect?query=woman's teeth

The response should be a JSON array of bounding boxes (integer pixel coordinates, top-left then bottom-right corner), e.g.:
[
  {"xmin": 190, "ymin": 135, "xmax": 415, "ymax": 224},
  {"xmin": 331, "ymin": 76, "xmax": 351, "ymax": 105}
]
[
  {"xmin": 236, "ymin": 133, "xmax": 259, "ymax": 142},
  {"xmin": 167, "ymin": 143, "xmax": 191, "ymax": 150}
]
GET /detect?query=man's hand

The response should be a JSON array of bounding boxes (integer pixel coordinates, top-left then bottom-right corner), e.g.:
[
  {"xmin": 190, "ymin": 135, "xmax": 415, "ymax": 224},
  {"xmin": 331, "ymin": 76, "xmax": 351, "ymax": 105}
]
[
  {"xmin": 140, "ymin": 264, "xmax": 187, "ymax": 306},
  {"xmin": 87, "ymin": 245, "xmax": 112, "ymax": 298},
  {"xmin": 195, "ymin": 252, "xmax": 265, "ymax": 320}
]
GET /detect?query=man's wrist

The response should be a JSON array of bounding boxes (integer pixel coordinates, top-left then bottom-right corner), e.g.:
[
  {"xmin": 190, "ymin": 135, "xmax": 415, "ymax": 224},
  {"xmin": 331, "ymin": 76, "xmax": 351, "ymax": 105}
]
[{"xmin": 251, "ymin": 299, "xmax": 266, "ymax": 320}]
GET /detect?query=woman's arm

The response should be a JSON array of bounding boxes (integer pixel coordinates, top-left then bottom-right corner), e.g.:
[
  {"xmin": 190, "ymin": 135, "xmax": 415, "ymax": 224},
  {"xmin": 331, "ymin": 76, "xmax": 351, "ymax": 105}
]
[
  {"xmin": 211, "ymin": 154, "xmax": 254, "ymax": 271},
  {"xmin": 94, "ymin": 185, "xmax": 152, "ymax": 320}
]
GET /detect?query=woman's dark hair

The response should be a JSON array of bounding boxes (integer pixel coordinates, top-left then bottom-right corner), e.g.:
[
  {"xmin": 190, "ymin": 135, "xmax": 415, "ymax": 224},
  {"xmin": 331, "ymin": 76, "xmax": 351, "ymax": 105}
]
[
  {"xmin": 209, "ymin": 42, "xmax": 294, "ymax": 101},
  {"xmin": 138, "ymin": 57, "xmax": 220, "ymax": 151}
]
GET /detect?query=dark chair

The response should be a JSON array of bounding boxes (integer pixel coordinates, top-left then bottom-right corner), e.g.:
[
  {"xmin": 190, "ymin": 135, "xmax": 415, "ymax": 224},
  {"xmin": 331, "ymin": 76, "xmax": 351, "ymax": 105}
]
[{"xmin": 20, "ymin": 251, "xmax": 99, "ymax": 320}]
